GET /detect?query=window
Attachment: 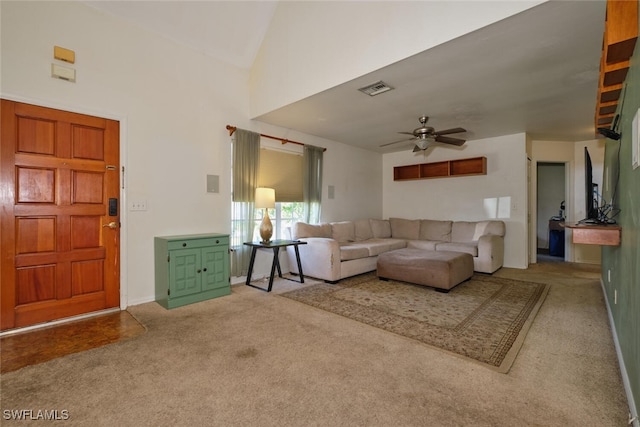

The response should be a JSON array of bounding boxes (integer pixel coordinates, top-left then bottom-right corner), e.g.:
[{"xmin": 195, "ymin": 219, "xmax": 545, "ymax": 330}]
[
  {"xmin": 230, "ymin": 141, "xmax": 305, "ymax": 244},
  {"xmin": 252, "ymin": 142, "xmax": 305, "ymax": 240},
  {"xmin": 232, "ymin": 202, "xmax": 304, "ymax": 243},
  {"xmin": 257, "ymin": 147, "xmax": 303, "ymax": 202},
  {"xmin": 254, "ymin": 202, "xmax": 305, "ymax": 240}
]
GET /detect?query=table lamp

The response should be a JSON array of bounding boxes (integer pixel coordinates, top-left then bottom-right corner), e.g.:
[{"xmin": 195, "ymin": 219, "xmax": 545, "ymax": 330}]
[{"xmin": 255, "ymin": 187, "xmax": 275, "ymax": 243}]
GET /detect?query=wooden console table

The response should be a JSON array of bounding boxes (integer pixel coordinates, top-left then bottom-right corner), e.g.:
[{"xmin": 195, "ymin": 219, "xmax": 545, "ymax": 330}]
[{"xmin": 564, "ymin": 223, "xmax": 621, "ymax": 246}]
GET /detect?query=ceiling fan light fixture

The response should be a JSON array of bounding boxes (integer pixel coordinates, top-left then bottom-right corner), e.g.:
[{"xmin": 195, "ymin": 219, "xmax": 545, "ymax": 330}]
[
  {"xmin": 379, "ymin": 116, "xmax": 466, "ymax": 151},
  {"xmin": 415, "ymin": 136, "xmax": 435, "ymax": 150}
]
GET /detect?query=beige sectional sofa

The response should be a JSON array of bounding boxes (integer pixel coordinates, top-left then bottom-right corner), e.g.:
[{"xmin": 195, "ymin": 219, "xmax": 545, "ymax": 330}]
[{"xmin": 285, "ymin": 218, "xmax": 506, "ymax": 283}]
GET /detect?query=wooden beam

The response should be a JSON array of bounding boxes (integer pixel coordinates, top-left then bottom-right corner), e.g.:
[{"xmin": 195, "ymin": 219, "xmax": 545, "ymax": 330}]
[
  {"xmin": 604, "ymin": 0, "xmax": 638, "ymax": 64},
  {"xmin": 594, "ymin": 0, "xmax": 638, "ymax": 130}
]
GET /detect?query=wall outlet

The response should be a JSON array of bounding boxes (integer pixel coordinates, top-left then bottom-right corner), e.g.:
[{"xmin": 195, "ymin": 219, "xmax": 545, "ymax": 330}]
[{"xmin": 130, "ymin": 200, "xmax": 147, "ymax": 211}]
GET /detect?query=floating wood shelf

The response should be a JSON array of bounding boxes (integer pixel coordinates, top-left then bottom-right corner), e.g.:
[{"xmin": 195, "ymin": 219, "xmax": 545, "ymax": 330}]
[
  {"xmin": 394, "ymin": 156, "xmax": 486, "ymax": 181},
  {"xmin": 595, "ymin": 0, "xmax": 638, "ymax": 131},
  {"xmin": 564, "ymin": 223, "xmax": 621, "ymax": 246}
]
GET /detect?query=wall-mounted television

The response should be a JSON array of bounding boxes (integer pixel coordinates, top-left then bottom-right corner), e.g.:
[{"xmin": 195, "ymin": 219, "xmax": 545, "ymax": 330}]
[{"xmin": 582, "ymin": 147, "xmax": 600, "ymax": 224}]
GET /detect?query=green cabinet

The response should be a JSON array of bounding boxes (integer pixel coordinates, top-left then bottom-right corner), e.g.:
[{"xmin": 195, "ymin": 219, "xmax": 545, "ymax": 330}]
[{"xmin": 155, "ymin": 233, "xmax": 230, "ymax": 309}]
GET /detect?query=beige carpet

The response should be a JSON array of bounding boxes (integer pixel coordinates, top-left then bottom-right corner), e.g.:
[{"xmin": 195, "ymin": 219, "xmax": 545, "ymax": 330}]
[
  {"xmin": 0, "ymin": 263, "xmax": 630, "ymax": 426},
  {"xmin": 280, "ymin": 273, "xmax": 549, "ymax": 373}
]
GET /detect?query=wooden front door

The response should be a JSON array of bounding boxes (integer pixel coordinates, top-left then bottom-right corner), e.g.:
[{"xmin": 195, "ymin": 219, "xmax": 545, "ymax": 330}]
[{"xmin": 1, "ymin": 100, "xmax": 120, "ymax": 331}]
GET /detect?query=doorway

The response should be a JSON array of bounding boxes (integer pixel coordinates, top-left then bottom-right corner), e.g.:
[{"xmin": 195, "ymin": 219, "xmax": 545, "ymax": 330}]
[
  {"xmin": 1, "ymin": 100, "xmax": 121, "ymax": 331},
  {"xmin": 536, "ymin": 162, "xmax": 566, "ymax": 263}
]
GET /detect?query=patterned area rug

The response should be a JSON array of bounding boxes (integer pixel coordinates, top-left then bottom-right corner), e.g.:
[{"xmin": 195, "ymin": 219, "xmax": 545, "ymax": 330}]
[{"xmin": 280, "ymin": 272, "xmax": 550, "ymax": 373}]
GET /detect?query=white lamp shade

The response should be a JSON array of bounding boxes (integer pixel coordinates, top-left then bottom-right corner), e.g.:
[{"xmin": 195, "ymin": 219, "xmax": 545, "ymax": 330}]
[{"xmin": 255, "ymin": 187, "xmax": 275, "ymax": 209}]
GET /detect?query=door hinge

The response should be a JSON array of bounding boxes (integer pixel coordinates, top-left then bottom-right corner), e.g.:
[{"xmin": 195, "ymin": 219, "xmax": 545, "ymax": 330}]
[
  {"xmin": 167, "ymin": 255, "xmax": 170, "ymax": 262},
  {"xmin": 168, "ymin": 289, "xmax": 170, "ymax": 296}
]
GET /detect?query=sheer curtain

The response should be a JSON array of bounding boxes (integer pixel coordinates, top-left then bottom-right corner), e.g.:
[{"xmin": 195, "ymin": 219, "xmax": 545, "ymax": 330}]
[
  {"xmin": 231, "ymin": 129, "xmax": 260, "ymax": 277},
  {"xmin": 303, "ymin": 145, "xmax": 323, "ymax": 224}
]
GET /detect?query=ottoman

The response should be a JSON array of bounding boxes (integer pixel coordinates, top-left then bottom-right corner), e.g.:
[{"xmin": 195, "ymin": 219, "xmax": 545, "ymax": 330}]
[{"xmin": 377, "ymin": 248, "xmax": 474, "ymax": 292}]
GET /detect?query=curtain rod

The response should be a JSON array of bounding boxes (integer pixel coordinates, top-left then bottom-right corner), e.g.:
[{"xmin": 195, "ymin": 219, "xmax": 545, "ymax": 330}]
[{"xmin": 226, "ymin": 125, "xmax": 326, "ymax": 152}]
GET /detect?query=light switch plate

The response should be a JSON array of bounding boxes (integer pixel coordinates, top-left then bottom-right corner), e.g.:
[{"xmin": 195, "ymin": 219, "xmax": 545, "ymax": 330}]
[{"xmin": 130, "ymin": 200, "xmax": 147, "ymax": 211}]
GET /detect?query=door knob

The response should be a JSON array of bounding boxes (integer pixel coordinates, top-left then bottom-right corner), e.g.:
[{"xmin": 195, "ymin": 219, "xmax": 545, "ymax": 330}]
[{"xmin": 103, "ymin": 222, "xmax": 118, "ymax": 229}]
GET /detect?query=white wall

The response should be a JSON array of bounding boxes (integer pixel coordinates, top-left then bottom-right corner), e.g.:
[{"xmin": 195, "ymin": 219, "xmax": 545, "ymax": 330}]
[
  {"xmin": 1, "ymin": 1, "xmax": 382, "ymax": 305},
  {"xmin": 250, "ymin": 1, "xmax": 542, "ymax": 117},
  {"xmin": 382, "ymin": 134, "xmax": 529, "ymax": 269}
]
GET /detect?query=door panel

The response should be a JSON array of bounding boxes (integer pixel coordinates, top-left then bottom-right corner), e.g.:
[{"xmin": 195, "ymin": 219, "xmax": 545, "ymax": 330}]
[
  {"xmin": 202, "ymin": 247, "xmax": 228, "ymax": 291},
  {"xmin": 1, "ymin": 99, "xmax": 120, "ymax": 330},
  {"xmin": 170, "ymin": 249, "xmax": 201, "ymax": 298}
]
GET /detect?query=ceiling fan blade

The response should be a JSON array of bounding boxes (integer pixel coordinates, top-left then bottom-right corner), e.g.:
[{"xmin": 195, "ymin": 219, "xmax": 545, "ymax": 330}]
[
  {"xmin": 379, "ymin": 137, "xmax": 415, "ymax": 147},
  {"xmin": 398, "ymin": 131, "xmax": 416, "ymax": 136},
  {"xmin": 435, "ymin": 127, "xmax": 466, "ymax": 136},
  {"xmin": 435, "ymin": 135, "xmax": 466, "ymax": 146}
]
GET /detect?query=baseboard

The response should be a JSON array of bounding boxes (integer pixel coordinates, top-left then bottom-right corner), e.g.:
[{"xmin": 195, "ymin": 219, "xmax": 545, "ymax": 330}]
[
  {"xmin": 600, "ymin": 279, "xmax": 639, "ymax": 426},
  {"xmin": 126, "ymin": 295, "xmax": 156, "ymax": 307}
]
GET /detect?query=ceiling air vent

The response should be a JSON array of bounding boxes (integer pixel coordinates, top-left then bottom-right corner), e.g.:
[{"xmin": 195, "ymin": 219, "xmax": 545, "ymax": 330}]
[{"xmin": 358, "ymin": 80, "xmax": 394, "ymax": 96}]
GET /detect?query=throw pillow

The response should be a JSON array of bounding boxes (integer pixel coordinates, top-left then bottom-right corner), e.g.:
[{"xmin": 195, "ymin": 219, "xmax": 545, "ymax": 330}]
[
  {"xmin": 472, "ymin": 221, "xmax": 489, "ymax": 241},
  {"xmin": 369, "ymin": 219, "xmax": 391, "ymax": 238},
  {"xmin": 293, "ymin": 222, "xmax": 332, "ymax": 239},
  {"xmin": 331, "ymin": 221, "xmax": 356, "ymax": 242},
  {"xmin": 451, "ymin": 221, "xmax": 477, "ymax": 242},
  {"xmin": 419, "ymin": 220, "xmax": 453, "ymax": 241},
  {"xmin": 354, "ymin": 219, "xmax": 374, "ymax": 241},
  {"xmin": 389, "ymin": 218, "xmax": 420, "ymax": 240}
]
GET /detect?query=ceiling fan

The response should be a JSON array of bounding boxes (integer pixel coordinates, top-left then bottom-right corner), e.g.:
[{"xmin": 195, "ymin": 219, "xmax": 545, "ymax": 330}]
[{"xmin": 380, "ymin": 116, "xmax": 467, "ymax": 152}]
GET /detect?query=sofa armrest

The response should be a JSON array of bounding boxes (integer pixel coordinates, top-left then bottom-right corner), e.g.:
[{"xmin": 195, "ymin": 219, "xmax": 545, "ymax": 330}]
[
  {"xmin": 286, "ymin": 237, "xmax": 341, "ymax": 282},
  {"xmin": 476, "ymin": 234, "xmax": 504, "ymax": 273}
]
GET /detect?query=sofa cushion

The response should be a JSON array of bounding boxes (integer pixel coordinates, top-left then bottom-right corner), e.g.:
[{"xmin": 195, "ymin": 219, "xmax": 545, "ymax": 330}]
[
  {"xmin": 363, "ymin": 238, "xmax": 407, "ymax": 256},
  {"xmin": 472, "ymin": 221, "xmax": 489, "ymax": 241},
  {"xmin": 390, "ymin": 218, "xmax": 420, "ymax": 240},
  {"xmin": 386, "ymin": 238, "xmax": 408, "ymax": 251},
  {"xmin": 419, "ymin": 220, "xmax": 452, "ymax": 242},
  {"xmin": 435, "ymin": 241, "xmax": 478, "ymax": 257},
  {"xmin": 293, "ymin": 222, "xmax": 331, "ymax": 239},
  {"xmin": 451, "ymin": 221, "xmax": 477, "ymax": 242},
  {"xmin": 354, "ymin": 219, "xmax": 374, "ymax": 241},
  {"xmin": 370, "ymin": 219, "xmax": 391, "ymax": 238},
  {"xmin": 331, "ymin": 221, "xmax": 355, "ymax": 243},
  {"xmin": 406, "ymin": 240, "xmax": 440, "ymax": 251},
  {"xmin": 484, "ymin": 220, "xmax": 506, "ymax": 237},
  {"xmin": 339, "ymin": 243, "xmax": 370, "ymax": 261}
]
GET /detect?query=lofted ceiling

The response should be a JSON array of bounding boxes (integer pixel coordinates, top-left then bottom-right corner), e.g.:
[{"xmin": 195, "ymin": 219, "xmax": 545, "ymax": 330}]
[{"xmin": 85, "ymin": 1, "xmax": 608, "ymax": 153}]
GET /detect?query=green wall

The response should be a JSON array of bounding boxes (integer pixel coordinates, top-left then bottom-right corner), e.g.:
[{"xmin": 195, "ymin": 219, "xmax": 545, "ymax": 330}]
[{"xmin": 601, "ymin": 22, "xmax": 640, "ymax": 419}]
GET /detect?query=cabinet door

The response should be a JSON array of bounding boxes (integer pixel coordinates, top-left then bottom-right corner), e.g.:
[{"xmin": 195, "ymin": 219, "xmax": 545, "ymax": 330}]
[
  {"xmin": 170, "ymin": 248, "xmax": 202, "ymax": 297},
  {"xmin": 201, "ymin": 246, "xmax": 229, "ymax": 291}
]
